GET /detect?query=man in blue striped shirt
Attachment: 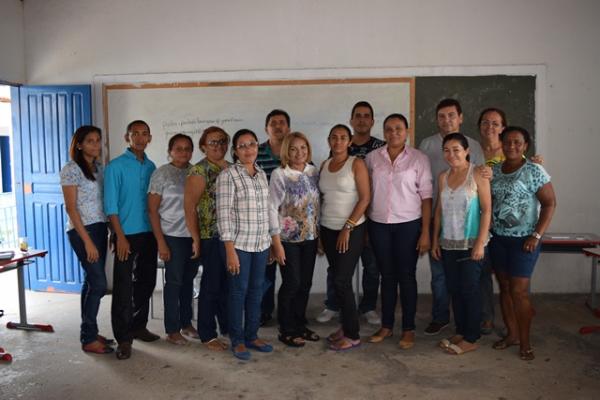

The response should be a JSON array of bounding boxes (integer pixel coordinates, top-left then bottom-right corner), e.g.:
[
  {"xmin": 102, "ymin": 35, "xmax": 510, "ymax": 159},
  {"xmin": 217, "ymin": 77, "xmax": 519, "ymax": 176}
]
[
  {"xmin": 104, "ymin": 120, "xmax": 158, "ymax": 360},
  {"xmin": 256, "ymin": 109, "xmax": 291, "ymax": 325}
]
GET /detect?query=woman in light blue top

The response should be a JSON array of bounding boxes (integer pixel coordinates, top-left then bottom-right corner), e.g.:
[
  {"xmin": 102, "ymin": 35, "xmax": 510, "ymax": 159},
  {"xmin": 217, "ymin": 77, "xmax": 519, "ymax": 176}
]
[
  {"xmin": 148, "ymin": 134, "xmax": 200, "ymax": 346},
  {"xmin": 60, "ymin": 125, "xmax": 112, "ymax": 354},
  {"xmin": 489, "ymin": 127, "xmax": 556, "ymax": 361},
  {"xmin": 432, "ymin": 133, "xmax": 491, "ymax": 355}
]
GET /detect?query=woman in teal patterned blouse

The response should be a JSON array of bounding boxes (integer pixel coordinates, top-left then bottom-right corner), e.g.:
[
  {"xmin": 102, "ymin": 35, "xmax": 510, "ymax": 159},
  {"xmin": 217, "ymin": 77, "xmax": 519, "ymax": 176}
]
[
  {"xmin": 268, "ymin": 132, "xmax": 321, "ymax": 347},
  {"xmin": 184, "ymin": 126, "xmax": 231, "ymax": 351},
  {"xmin": 489, "ymin": 127, "xmax": 556, "ymax": 361}
]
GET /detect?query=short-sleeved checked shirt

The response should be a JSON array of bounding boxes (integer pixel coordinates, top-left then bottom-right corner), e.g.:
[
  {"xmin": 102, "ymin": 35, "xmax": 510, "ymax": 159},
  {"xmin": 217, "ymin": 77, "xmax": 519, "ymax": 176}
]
[{"xmin": 216, "ymin": 162, "xmax": 277, "ymax": 252}]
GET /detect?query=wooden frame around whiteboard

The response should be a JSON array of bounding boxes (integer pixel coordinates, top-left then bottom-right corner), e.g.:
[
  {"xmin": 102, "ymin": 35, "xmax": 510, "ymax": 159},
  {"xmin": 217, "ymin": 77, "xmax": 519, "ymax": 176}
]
[{"xmin": 102, "ymin": 77, "xmax": 416, "ymax": 152}]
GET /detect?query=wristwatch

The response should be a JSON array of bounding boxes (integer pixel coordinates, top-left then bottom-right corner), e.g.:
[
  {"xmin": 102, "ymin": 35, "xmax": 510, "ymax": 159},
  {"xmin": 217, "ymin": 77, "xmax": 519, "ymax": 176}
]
[
  {"xmin": 531, "ymin": 232, "xmax": 542, "ymax": 240},
  {"xmin": 343, "ymin": 222, "xmax": 355, "ymax": 231}
]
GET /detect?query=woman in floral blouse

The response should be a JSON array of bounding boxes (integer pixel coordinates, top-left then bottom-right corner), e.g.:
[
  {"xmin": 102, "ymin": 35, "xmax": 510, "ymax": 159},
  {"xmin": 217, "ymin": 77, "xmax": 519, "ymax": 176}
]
[{"xmin": 268, "ymin": 132, "xmax": 321, "ymax": 347}]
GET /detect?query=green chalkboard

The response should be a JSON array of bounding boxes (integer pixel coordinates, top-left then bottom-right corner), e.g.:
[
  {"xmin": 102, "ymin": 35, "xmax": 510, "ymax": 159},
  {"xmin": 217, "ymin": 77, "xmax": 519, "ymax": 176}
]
[{"xmin": 415, "ymin": 75, "xmax": 536, "ymax": 154}]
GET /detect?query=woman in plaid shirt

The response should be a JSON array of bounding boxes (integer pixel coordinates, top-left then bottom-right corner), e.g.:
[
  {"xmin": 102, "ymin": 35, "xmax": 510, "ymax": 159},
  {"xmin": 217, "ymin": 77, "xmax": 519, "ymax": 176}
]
[{"xmin": 216, "ymin": 129, "xmax": 285, "ymax": 361}]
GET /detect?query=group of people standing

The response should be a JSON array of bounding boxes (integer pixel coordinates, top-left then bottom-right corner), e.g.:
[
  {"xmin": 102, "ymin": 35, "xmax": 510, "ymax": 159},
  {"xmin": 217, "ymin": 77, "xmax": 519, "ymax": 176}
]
[{"xmin": 60, "ymin": 98, "xmax": 555, "ymax": 362}]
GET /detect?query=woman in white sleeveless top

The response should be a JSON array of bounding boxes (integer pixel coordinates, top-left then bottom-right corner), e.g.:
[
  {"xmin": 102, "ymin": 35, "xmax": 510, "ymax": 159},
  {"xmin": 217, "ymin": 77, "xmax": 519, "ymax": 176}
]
[
  {"xmin": 320, "ymin": 124, "xmax": 370, "ymax": 351},
  {"xmin": 432, "ymin": 133, "xmax": 491, "ymax": 355}
]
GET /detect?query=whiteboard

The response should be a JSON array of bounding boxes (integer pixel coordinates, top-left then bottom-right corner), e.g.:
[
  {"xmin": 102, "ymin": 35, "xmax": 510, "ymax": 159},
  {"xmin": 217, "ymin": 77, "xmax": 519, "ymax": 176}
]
[{"xmin": 104, "ymin": 78, "xmax": 414, "ymax": 167}]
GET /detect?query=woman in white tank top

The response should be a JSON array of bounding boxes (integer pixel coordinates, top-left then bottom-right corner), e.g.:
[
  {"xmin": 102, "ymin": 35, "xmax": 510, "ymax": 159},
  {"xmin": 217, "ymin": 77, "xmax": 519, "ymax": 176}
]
[
  {"xmin": 431, "ymin": 133, "xmax": 491, "ymax": 356},
  {"xmin": 319, "ymin": 124, "xmax": 370, "ymax": 351}
]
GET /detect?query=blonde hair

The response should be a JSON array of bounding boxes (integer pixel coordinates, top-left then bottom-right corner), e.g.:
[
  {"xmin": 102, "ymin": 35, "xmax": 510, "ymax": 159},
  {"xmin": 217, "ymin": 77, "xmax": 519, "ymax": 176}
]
[{"xmin": 280, "ymin": 132, "xmax": 312, "ymax": 168}]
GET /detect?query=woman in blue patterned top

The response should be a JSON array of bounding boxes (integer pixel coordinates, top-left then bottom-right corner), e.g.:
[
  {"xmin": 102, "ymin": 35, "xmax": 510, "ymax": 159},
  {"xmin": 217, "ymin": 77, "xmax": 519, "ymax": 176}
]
[
  {"xmin": 268, "ymin": 132, "xmax": 320, "ymax": 347},
  {"xmin": 60, "ymin": 125, "xmax": 112, "ymax": 354},
  {"xmin": 489, "ymin": 127, "xmax": 556, "ymax": 361}
]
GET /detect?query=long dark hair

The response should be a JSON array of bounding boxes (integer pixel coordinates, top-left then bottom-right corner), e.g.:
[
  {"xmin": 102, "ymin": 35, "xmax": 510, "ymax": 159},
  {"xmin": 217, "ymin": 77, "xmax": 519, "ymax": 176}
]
[
  {"xmin": 69, "ymin": 125, "xmax": 101, "ymax": 181},
  {"xmin": 231, "ymin": 129, "xmax": 259, "ymax": 162}
]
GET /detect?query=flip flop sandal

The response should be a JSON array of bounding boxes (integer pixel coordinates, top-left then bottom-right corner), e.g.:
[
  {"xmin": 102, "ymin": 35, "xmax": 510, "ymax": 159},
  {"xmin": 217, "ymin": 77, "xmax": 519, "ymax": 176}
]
[
  {"xmin": 439, "ymin": 335, "xmax": 463, "ymax": 349},
  {"xmin": 445, "ymin": 343, "xmax": 479, "ymax": 355},
  {"xmin": 203, "ymin": 338, "xmax": 227, "ymax": 351},
  {"xmin": 492, "ymin": 338, "xmax": 520, "ymax": 350},
  {"xmin": 278, "ymin": 334, "xmax": 305, "ymax": 347},
  {"xmin": 302, "ymin": 328, "xmax": 320, "ymax": 342},
  {"xmin": 329, "ymin": 337, "xmax": 361, "ymax": 352},
  {"xmin": 520, "ymin": 349, "xmax": 535, "ymax": 361},
  {"xmin": 166, "ymin": 335, "xmax": 188, "ymax": 345}
]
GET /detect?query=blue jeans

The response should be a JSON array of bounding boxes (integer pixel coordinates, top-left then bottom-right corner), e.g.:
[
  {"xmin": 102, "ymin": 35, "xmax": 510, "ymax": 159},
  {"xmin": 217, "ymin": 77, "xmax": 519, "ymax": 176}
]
[
  {"xmin": 428, "ymin": 253, "xmax": 450, "ymax": 324},
  {"xmin": 198, "ymin": 238, "xmax": 228, "ymax": 342},
  {"xmin": 442, "ymin": 249, "xmax": 483, "ymax": 343},
  {"xmin": 227, "ymin": 249, "xmax": 269, "ymax": 347},
  {"xmin": 67, "ymin": 222, "xmax": 108, "ymax": 345},
  {"xmin": 480, "ymin": 250, "xmax": 495, "ymax": 323},
  {"xmin": 368, "ymin": 219, "xmax": 421, "ymax": 331},
  {"xmin": 163, "ymin": 236, "xmax": 200, "ymax": 334},
  {"xmin": 324, "ymin": 244, "xmax": 379, "ymax": 313}
]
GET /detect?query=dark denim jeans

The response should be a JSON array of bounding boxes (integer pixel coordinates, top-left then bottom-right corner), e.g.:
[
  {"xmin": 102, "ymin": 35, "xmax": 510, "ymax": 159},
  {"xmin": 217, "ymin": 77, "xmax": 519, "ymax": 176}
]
[
  {"xmin": 278, "ymin": 240, "xmax": 317, "ymax": 336},
  {"xmin": 321, "ymin": 224, "xmax": 365, "ymax": 340},
  {"xmin": 67, "ymin": 222, "xmax": 108, "ymax": 345},
  {"xmin": 442, "ymin": 249, "xmax": 483, "ymax": 343},
  {"xmin": 198, "ymin": 237, "xmax": 228, "ymax": 342},
  {"xmin": 261, "ymin": 261, "xmax": 277, "ymax": 317},
  {"xmin": 428, "ymin": 253, "xmax": 450, "ymax": 324},
  {"xmin": 163, "ymin": 236, "xmax": 200, "ymax": 334},
  {"xmin": 368, "ymin": 219, "xmax": 421, "ymax": 331},
  {"xmin": 227, "ymin": 249, "xmax": 269, "ymax": 347},
  {"xmin": 324, "ymin": 244, "xmax": 379, "ymax": 313},
  {"xmin": 111, "ymin": 231, "xmax": 157, "ymax": 344},
  {"xmin": 480, "ymin": 250, "xmax": 495, "ymax": 323}
]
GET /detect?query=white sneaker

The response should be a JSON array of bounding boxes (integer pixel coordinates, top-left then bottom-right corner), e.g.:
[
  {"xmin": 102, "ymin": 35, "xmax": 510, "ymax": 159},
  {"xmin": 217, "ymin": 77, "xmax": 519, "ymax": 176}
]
[
  {"xmin": 363, "ymin": 310, "xmax": 381, "ymax": 325},
  {"xmin": 316, "ymin": 308, "xmax": 339, "ymax": 323}
]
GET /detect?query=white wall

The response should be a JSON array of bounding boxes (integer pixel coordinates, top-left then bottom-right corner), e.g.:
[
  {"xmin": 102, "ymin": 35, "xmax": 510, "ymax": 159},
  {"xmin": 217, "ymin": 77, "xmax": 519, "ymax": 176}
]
[
  {"xmin": 0, "ymin": 0, "xmax": 25, "ymax": 83},
  {"xmin": 20, "ymin": 0, "xmax": 600, "ymax": 292}
]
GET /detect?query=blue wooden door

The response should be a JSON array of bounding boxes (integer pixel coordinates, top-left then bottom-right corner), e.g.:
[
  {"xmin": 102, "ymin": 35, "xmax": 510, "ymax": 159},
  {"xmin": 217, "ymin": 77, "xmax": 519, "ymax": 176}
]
[{"xmin": 12, "ymin": 85, "xmax": 92, "ymax": 292}]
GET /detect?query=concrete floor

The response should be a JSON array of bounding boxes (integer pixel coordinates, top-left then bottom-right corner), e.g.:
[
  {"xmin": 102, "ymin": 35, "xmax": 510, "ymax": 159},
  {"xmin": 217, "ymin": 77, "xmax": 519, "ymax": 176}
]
[{"xmin": 1, "ymin": 269, "xmax": 599, "ymax": 400}]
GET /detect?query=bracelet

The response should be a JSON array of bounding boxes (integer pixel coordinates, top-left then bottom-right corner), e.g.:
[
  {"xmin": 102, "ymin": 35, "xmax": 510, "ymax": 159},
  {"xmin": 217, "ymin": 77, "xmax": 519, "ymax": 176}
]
[{"xmin": 346, "ymin": 218, "xmax": 357, "ymax": 227}]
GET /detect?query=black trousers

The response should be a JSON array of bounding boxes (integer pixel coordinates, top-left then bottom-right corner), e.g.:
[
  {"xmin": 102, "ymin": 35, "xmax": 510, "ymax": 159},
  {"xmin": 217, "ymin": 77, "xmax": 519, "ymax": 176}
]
[
  {"xmin": 277, "ymin": 240, "xmax": 318, "ymax": 336},
  {"xmin": 111, "ymin": 232, "xmax": 158, "ymax": 343},
  {"xmin": 320, "ymin": 224, "xmax": 365, "ymax": 340}
]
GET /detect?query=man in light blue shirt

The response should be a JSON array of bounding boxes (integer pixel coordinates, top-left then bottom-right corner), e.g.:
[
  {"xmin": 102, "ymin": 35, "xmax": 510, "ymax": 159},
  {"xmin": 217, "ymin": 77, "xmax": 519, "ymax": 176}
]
[{"xmin": 104, "ymin": 120, "xmax": 158, "ymax": 360}]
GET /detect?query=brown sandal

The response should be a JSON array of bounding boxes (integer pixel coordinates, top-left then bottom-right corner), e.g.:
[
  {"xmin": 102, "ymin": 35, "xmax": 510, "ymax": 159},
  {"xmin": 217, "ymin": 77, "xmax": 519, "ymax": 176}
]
[
  {"xmin": 492, "ymin": 337, "xmax": 520, "ymax": 350},
  {"xmin": 520, "ymin": 348, "xmax": 535, "ymax": 361},
  {"xmin": 203, "ymin": 338, "xmax": 228, "ymax": 351}
]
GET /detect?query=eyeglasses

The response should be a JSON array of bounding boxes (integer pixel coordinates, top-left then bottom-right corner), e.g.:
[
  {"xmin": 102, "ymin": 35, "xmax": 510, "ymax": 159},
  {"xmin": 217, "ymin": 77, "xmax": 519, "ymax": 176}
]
[
  {"xmin": 235, "ymin": 141, "xmax": 258, "ymax": 150},
  {"xmin": 206, "ymin": 139, "xmax": 228, "ymax": 147},
  {"xmin": 481, "ymin": 120, "xmax": 503, "ymax": 128}
]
